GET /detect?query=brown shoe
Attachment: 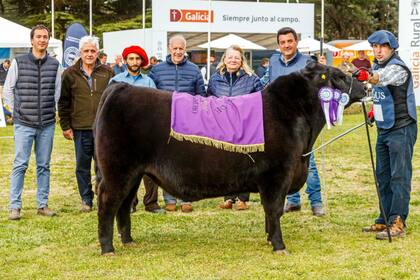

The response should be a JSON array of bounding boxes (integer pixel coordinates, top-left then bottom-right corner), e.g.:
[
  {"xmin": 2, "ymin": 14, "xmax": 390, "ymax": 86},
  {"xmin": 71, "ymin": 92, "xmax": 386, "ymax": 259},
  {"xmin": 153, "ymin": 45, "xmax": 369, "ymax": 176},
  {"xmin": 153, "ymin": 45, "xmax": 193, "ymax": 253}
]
[
  {"xmin": 9, "ymin": 209, "xmax": 21, "ymax": 220},
  {"xmin": 362, "ymin": 223, "xmax": 386, "ymax": 232},
  {"xmin": 37, "ymin": 207, "xmax": 56, "ymax": 217},
  {"xmin": 376, "ymin": 216, "xmax": 405, "ymax": 240},
  {"xmin": 311, "ymin": 206, "xmax": 325, "ymax": 217},
  {"xmin": 145, "ymin": 204, "xmax": 166, "ymax": 214},
  {"xmin": 219, "ymin": 199, "xmax": 233, "ymax": 209},
  {"xmin": 236, "ymin": 200, "xmax": 249, "ymax": 210},
  {"xmin": 81, "ymin": 202, "xmax": 93, "ymax": 213},
  {"xmin": 181, "ymin": 204, "xmax": 193, "ymax": 213},
  {"xmin": 165, "ymin": 203, "xmax": 177, "ymax": 212},
  {"xmin": 284, "ymin": 203, "xmax": 301, "ymax": 213}
]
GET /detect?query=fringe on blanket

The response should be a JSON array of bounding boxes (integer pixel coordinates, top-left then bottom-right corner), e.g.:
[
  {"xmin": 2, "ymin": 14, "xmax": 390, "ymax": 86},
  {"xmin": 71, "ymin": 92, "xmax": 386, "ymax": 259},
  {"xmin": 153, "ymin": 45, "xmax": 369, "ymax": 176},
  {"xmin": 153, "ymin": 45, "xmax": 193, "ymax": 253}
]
[{"xmin": 170, "ymin": 129, "xmax": 264, "ymax": 154}]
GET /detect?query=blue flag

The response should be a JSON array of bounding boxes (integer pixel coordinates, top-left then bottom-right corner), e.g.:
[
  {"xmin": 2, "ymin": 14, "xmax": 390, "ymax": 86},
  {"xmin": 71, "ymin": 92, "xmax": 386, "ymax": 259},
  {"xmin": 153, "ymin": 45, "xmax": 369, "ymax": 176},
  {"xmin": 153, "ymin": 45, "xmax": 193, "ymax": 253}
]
[{"xmin": 63, "ymin": 23, "xmax": 88, "ymax": 68}]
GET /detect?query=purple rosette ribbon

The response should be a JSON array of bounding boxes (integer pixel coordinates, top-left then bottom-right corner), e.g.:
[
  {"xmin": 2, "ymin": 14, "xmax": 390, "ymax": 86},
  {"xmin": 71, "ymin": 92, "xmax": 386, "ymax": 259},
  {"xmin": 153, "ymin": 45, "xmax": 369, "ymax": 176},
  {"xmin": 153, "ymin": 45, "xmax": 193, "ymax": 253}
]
[
  {"xmin": 318, "ymin": 87, "xmax": 334, "ymax": 129},
  {"xmin": 318, "ymin": 87, "xmax": 349, "ymax": 129}
]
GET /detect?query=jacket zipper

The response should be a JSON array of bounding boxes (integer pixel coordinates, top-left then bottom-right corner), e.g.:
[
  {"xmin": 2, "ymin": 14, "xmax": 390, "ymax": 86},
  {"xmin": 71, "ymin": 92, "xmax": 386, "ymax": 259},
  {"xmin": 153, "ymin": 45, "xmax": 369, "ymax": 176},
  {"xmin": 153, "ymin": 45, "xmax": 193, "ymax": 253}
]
[
  {"xmin": 229, "ymin": 72, "xmax": 233, "ymax": 96},
  {"xmin": 175, "ymin": 64, "xmax": 178, "ymax": 91},
  {"xmin": 38, "ymin": 60, "xmax": 42, "ymax": 126}
]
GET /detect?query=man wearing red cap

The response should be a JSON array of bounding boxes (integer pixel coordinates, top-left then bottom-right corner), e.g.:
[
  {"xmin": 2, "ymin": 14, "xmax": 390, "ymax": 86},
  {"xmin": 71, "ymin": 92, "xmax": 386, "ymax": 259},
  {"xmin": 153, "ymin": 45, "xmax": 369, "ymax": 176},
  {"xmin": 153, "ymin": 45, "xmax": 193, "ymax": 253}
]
[
  {"xmin": 109, "ymin": 45, "xmax": 156, "ymax": 88},
  {"xmin": 109, "ymin": 45, "xmax": 164, "ymax": 214}
]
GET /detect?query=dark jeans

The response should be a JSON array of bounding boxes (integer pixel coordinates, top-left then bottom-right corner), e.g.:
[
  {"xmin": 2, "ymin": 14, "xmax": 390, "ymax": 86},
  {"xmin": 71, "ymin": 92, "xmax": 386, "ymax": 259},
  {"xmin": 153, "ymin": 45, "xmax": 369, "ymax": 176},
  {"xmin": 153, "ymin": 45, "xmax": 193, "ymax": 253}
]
[
  {"xmin": 375, "ymin": 122, "xmax": 417, "ymax": 226},
  {"xmin": 287, "ymin": 153, "xmax": 322, "ymax": 207},
  {"xmin": 225, "ymin": 193, "xmax": 250, "ymax": 202},
  {"xmin": 132, "ymin": 175, "xmax": 160, "ymax": 210},
  {"xmin": 74, "ymin": 130, "xmax": 95, "ymax": 206}
]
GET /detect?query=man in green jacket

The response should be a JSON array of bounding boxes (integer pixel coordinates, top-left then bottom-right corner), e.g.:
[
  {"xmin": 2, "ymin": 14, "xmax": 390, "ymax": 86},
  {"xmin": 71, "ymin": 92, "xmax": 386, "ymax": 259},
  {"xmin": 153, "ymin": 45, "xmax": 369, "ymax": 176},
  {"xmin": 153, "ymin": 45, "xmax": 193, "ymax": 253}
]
[{"xmin": 58, "ymin": 36, "xmax": 114, "ymax": 212}]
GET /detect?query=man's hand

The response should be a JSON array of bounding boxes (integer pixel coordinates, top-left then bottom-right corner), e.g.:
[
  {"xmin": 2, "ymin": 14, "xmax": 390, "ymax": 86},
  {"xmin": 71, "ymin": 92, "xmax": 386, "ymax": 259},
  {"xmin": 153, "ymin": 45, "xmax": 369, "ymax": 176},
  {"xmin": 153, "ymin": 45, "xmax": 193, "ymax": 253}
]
[
  {"xmin": 63, "ymin": 129, "xmax": 74, "ymax": 140},
  {"xmin": 368, "ymin": 73, "xmax": 379, "ymax": 85},
  {"xmin": 318, "ymin": 55, "xmax": 327, "ymax": 65}
]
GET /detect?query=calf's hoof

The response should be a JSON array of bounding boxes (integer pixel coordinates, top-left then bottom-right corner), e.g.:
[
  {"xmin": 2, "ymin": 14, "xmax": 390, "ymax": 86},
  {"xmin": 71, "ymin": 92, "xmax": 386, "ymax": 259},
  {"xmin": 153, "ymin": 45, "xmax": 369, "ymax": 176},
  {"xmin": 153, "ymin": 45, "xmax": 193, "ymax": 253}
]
[
  {"xmin": 122, "ymin": 241, "xmax": 136, "ymax": 247},
  {"xmin": 102, "ymin": 251, "xmax": 116, "ymax": 257},
  {"xmin": 274, "ymin": 249, "xmax": 289, "ymax": 256}
]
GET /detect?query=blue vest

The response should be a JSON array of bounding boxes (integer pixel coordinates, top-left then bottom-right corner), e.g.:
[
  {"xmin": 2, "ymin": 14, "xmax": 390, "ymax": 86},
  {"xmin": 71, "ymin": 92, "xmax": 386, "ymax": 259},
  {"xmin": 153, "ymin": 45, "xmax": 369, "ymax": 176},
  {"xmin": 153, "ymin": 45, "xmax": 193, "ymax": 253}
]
[
  {"xmin": 372, "ymin": 56, "xmax": 417, "ymax": 129},
  {"xmin": 14, "ymin": 52, "xmax": 59, "ymax": 128},
  {"xmin": 269, "ymin": 51, "xmax": 311, "ymax": 82}
]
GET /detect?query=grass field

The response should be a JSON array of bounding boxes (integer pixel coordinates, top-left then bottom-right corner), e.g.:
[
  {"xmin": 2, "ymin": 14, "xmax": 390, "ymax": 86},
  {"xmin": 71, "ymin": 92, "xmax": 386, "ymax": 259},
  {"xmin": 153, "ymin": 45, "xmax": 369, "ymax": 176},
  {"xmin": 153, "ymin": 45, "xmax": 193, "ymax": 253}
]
[{"xmin": 1, "ymin": 110, "xmax": 419, "ymax": 279}]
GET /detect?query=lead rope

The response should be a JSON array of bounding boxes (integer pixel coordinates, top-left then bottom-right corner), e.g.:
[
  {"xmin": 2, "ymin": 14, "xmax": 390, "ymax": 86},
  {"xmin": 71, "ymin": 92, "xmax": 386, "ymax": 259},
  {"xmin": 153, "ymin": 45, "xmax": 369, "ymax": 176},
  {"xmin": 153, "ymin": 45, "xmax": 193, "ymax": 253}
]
[{"xmin": 361, "ymin": 100, "xmax": 392, "ymax": 242}]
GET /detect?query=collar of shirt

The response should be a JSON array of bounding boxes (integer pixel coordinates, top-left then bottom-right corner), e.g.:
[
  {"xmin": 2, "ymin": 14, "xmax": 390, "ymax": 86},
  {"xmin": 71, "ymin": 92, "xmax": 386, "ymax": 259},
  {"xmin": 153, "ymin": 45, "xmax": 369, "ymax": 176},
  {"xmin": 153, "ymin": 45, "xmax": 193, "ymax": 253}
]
[
  {"xmin": 280, "ymin": 52, "xmax": 298, "ymax": 66},
  {"xmin": 124, "ymin": 70, "xmax": 145, "ymax": 81}
]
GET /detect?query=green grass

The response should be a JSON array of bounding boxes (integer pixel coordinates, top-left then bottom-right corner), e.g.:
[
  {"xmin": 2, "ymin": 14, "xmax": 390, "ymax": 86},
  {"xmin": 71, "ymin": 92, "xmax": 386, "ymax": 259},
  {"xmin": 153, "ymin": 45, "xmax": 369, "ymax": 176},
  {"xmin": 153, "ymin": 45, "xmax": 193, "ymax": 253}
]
[{"xmin": 1, "ymin": 111, "xmax": 420, "ymax": 279}]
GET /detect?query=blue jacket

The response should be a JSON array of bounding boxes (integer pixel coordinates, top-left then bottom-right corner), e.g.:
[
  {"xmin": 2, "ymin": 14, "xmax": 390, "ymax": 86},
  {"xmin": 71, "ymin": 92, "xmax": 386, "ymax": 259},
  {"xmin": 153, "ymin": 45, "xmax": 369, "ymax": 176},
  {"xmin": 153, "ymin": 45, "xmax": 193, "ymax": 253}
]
[
  {"xmin": 149, "ymin": 55, "xmax": 206, "ymax": 96},
  {"xmin": 207, "ymin": 70, "xmax": 263, "ymax": 97}
]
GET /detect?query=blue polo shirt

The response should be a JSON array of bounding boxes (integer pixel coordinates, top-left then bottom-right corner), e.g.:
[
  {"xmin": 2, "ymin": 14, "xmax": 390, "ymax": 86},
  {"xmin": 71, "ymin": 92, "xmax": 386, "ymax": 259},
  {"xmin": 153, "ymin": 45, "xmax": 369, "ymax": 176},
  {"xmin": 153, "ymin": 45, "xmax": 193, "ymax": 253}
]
[{"xmin": 109, "ymin": 70, "xmax": 156, "ymax": 88}]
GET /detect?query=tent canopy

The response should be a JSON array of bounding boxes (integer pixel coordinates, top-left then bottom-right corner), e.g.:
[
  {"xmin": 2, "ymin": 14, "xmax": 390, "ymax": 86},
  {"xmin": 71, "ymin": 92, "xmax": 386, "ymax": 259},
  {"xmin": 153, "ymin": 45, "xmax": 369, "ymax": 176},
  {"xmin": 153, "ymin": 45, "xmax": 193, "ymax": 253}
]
[
  {"xmin": 198, "ymin": 34, "xmax": 266, "ymax": 50},
  {"xmin": 0, "ymin": 17, "xmax": 62, "ymax": 48},
  {"xmin": 343, "ymin": 40, "xmax": 372, "ymax": 51},
  {"xmin": 298, "ymin": 37, "xmax": 340, "ymax": 53}
]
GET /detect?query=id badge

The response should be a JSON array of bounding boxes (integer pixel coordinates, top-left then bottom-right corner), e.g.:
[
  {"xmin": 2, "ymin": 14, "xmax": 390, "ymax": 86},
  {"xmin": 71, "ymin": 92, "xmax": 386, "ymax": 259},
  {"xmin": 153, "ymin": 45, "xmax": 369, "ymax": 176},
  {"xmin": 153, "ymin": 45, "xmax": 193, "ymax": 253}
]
[{"xmin": 373, "ymin": 104, "xmax": 384, "ymax": 121}]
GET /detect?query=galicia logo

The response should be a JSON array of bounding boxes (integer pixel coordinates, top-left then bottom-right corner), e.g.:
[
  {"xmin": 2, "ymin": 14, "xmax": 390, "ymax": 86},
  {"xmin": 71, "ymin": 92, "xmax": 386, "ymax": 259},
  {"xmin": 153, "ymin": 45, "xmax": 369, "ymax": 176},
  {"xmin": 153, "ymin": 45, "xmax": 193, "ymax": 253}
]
[
  {"xmin": 64, "ymin": 46, "xmax": 79, "ymax": 67},
  {"xmin": 169, "ymin": 9, "xmax": 214, "ymax": 23},
  {"xmin": 170, "ymin": 9, "xmax": 182, "ymax": 22}
]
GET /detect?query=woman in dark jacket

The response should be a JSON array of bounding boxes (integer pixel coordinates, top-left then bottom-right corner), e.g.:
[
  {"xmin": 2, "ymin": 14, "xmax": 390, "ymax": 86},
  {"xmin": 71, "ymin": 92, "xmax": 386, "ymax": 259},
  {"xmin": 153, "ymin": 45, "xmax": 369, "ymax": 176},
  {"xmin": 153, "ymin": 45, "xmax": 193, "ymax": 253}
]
[{"xmin": 207, "ymin": 44, "xmax": 263, "ymax": 210}]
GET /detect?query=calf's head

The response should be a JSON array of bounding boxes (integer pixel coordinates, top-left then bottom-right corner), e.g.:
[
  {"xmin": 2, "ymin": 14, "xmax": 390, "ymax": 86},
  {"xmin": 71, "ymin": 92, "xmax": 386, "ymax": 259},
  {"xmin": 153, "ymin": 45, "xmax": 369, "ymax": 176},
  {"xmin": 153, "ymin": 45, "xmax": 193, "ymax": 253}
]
[{"xmin": 301, "ymin": 62, "xmax": 367, "ymax": 106}]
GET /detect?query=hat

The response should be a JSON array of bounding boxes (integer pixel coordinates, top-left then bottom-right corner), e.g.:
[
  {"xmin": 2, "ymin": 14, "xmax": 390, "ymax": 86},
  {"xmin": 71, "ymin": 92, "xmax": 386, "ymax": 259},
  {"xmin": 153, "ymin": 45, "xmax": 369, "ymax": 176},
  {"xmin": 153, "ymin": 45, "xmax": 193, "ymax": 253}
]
[
  {"xmin": 122, "ymin": 45, "xmax": 149, "ymax": 67},
  {"xmin": 367, "ymin": 30, "xmax": 399, "ymax": 49}
]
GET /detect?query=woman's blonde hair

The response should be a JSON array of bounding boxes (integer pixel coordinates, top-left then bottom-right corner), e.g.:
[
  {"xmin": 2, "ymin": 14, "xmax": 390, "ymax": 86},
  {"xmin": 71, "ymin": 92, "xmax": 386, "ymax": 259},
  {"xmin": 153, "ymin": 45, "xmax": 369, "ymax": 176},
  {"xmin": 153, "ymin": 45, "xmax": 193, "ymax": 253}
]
[{"xmin": 216, "ymin": 45, "xmax": 253, "ymax": 76}]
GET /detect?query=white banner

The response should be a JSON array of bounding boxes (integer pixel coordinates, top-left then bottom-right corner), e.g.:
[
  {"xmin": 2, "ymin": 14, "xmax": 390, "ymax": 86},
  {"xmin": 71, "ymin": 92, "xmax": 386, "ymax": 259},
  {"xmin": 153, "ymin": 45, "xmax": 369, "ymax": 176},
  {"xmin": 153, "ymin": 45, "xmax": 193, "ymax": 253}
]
[
  {"xmin": 399, "ymin": 0, "xmax": 420, "ymax": 105},
  {"xmin": 152, "ymin": 0, "xmax": 314, "ymax": 39},
  {"xmin": 0, "ymin": 97, "xmax": 6, "ymax": 127}
]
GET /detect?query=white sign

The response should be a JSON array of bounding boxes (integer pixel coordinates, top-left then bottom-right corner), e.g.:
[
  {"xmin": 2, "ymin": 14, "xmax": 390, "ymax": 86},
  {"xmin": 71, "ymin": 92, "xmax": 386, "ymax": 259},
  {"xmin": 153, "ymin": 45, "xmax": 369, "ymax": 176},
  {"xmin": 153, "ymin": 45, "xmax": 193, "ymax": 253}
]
[
  {"xmin": 399, "ymin": 0, "xmax": 420, "ymax": 105},
  {"xmin": 0, "ymin": 97, "xmax": 6, "ymax": 127},
  {"xmin": 152, "ymin": 0, "xmax": 314, "ymax": 38}
]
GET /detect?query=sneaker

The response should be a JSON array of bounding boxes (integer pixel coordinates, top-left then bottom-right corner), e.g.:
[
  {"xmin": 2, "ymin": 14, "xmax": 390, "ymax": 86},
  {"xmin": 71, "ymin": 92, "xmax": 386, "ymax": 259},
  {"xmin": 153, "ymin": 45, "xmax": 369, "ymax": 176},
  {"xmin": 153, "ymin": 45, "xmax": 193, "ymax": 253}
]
[
  {"xmin": 236, "ymin": 200, "xmax": 249, "ymax": 210},
  {"xmin": 376, "ymin": 216, "xmax": 405, "ymax": 240},
  {"xmin": 81, "ymin": 201, "xmax": 93, "ymax": 213},
  {"xmin": 165, "ymin": 203, "xmax": 177, "ymax": 212},
  {"xmin": 311, "ymin": 206, "xmax": 325, "ymax": 217},
  {"xmin": 37, "ymin": 207, "xmax": 56, "ymax": 217},
  {"xmin": 9, "ymin": 209, "xmax": 21, "ymax": 220},
  {"xmin": 181, "ymin": 204, "xmax": 193, "ymax": 213},
  {"xmin": 219, "ymin": 199, "xmax": 233, "ymax": 209},
  {"xmin": 284, "ymin": 203, "xmax": 301, "ymax": 213},
  {"xmin": 362, "ymin": 223, "xmax": 386, "ymax": 233}
]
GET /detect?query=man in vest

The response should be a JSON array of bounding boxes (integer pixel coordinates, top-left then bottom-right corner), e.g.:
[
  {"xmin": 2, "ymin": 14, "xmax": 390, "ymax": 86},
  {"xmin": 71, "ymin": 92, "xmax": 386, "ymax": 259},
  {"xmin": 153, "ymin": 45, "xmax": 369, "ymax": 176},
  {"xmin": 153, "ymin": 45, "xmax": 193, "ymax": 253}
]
[
  {"xmin": 3, "ymin": 25, "xmax": 61, "ymax": 220},
  {"xmin": 59, "ymin": 36, "xmax": 114, "ymax": 212},
  {"xmin": 362, "ymin": 30, "xmax": 417, "ymax": 239},
  {"xmin": 261, "ymin": 27, "xmax": 325, "ymax": 217}
]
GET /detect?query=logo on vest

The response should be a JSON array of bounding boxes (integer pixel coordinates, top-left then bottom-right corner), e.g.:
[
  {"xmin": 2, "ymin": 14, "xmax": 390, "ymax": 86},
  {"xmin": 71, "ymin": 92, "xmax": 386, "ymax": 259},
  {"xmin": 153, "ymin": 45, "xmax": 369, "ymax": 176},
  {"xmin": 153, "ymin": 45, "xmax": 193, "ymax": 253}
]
[{"xmin": 373, "ymin": 88, "xmax": 386, "ymax": 102}]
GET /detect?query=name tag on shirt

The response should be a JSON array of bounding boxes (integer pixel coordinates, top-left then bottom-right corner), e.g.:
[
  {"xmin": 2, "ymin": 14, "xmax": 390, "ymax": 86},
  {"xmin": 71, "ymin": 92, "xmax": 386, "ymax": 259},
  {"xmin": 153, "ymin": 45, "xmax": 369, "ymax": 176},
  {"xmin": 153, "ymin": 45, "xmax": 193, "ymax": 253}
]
[{"xmin": 373, "ymin": 104, "xmax": 384, "ymax": 122}]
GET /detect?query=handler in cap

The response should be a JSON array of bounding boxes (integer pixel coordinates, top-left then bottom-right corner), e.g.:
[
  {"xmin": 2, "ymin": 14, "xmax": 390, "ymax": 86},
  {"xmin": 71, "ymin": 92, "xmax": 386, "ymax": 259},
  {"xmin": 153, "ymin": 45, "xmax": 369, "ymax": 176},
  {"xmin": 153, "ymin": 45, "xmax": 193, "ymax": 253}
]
[
  {"xmin": 109, "ymin": 45, "xmax": 164, "ymax": 214},
  {"xmin": 362, "ymin": 30, "xmax": 417, "ymax": 239}
]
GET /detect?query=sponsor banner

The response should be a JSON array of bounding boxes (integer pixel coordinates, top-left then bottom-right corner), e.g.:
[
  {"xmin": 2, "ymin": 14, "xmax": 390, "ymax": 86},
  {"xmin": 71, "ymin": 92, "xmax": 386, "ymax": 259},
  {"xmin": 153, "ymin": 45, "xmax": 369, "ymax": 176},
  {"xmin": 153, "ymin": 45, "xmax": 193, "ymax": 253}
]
[
  {"xmin": 0, "ymin": 98, "xmax": 6, "ymax": 128},
  {"xmin": 399, "ymin": 0, "xmax": 420, "ymax": 105},
  {"xmin": 153, "ymin": 0, "xmax": 314, "ymax": 38},
  {"xmin": 63, "ymin": 23, "xmax": 88, "ymax": 68}
]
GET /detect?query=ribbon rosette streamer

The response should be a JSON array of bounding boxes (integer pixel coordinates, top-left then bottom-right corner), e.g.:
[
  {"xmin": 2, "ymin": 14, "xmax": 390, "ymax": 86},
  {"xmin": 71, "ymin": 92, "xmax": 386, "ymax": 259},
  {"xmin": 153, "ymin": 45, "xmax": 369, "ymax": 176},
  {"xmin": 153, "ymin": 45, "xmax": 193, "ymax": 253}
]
[{"xmin": 318, "ymin": 87, "xmax": 349, "ymax": 129}]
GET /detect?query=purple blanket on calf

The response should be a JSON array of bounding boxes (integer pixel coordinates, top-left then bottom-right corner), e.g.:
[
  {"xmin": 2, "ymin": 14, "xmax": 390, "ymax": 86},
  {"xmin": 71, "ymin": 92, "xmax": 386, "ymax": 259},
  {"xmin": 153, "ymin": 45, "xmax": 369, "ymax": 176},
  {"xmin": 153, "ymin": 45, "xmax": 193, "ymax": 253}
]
[{"xmin": 170, "ymin": 91, "xmax": 264, "ymax": 153}]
